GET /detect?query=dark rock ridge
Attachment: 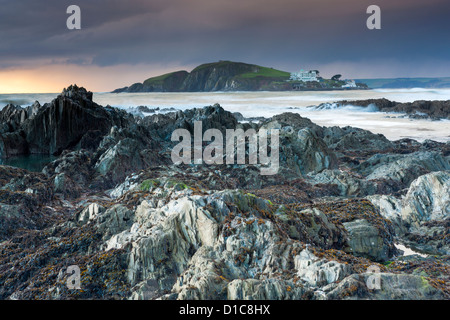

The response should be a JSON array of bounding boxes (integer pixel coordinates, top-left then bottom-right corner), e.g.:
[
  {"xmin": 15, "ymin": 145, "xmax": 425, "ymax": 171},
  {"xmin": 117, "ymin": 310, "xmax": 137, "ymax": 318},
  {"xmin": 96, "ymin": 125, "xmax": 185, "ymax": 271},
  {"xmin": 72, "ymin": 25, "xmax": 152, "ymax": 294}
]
[
  {"xmin": 0, "ymin": 85, "xmax": 449, "ymax": 300},
  {"xmin": 313, "ymin": 98, "xmax": 450, "ymax": 120},
  {"xmin": 0, "ymin": 85, "xmax": 135, "ymax": 158}
]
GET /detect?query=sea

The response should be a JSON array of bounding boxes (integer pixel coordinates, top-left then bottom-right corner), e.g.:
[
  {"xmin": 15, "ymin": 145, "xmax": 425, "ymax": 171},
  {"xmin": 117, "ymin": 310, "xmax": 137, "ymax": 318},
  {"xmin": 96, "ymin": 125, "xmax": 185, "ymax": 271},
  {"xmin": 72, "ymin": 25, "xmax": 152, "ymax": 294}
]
[{"xmin": 1, "ymin": 88, "xmax": 449, "ymax": 144}]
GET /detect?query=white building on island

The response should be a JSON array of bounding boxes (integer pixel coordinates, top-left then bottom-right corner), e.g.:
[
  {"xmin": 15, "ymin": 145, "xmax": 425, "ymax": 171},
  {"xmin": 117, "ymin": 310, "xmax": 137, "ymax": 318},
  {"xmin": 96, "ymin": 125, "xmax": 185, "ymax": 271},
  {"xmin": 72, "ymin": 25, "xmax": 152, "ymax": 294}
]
[
  {"xmin": 289, "ymin": 69, "xmax": 318, "ymax": 82},
  {"xmin": 341, "ymin": 80, "xmax": 357, "ymax": 88}
]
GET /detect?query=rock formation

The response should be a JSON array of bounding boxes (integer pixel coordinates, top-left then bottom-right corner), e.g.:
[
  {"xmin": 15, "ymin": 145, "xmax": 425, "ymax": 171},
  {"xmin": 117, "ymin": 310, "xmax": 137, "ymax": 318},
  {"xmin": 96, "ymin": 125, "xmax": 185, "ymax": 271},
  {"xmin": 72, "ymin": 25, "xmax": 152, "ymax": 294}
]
[{"xmin": 0, "ymin": 85, "xmax": 448, "ymax": 300}]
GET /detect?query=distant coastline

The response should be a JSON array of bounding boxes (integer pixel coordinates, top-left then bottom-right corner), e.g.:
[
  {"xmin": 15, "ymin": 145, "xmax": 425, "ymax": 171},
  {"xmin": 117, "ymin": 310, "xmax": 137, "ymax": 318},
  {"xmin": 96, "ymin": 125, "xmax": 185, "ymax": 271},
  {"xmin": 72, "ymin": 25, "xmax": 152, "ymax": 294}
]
[{"xmin": 356, "ymin": 77, "xmax": 450, "ymax": 89}]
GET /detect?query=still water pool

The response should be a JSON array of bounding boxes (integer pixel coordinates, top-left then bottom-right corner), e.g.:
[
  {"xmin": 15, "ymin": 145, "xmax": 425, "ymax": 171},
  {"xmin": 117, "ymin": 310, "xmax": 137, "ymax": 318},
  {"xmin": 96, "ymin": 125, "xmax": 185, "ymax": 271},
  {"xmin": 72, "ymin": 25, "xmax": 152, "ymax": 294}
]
[{"xmin": 0, "ymin": 154, "xmax": 57, "ymax": 172}]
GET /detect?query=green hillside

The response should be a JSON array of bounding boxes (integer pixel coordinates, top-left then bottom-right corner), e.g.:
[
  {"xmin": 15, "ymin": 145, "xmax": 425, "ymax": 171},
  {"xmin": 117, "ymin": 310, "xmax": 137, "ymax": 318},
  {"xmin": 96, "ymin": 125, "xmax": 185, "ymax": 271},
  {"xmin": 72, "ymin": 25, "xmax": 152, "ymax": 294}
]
[
  {"xmin": 143, "ymin": 72, "xmax": 178, "ymax": 86},
  {"xmin": 238, "ymin": 66, "xmax": 290, "ymax": 79}
]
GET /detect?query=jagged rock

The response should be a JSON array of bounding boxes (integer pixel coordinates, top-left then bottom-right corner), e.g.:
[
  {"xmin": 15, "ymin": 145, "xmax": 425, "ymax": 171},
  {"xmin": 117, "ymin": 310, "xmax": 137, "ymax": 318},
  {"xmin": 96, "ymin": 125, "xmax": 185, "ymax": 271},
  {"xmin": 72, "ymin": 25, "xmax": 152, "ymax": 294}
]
[
  {"xmin": 277, "ymin": 207, "xmax": 345, "ymax": 249},
  {"xmin": 343, "ymin": 219, "xmax": 395, "ymax": 262},
  {"xmin": 23, "ymin": 86, "xmax": 113, "ymax": 155},
  {"xmin": 0, "ymin": 85, "xmax": 137, "ymax": 159},
  {"xmin": 321, "ymin": 98, "xmax": 450, "ymax": 120},
  {"xmin": 141, "ymin": 104, "xmax": 239, "ymax": 142},
  {"xmin": 308, "ymin": 169, "xmax": 376, "ymax": 197},
  {"xmin": 94, "ymin": 138, "xmax": 144, "ymax": 184},
  {"xmin": 261, "ymin": 114, "xmax": 337, "ymax": 175},
  {"xmin": 173, "ymin": 246, "xmax": 229, "ymax": 300},
  {"xmin": 401, "ymin": 171, "xmax": 450, "ymax": 228},
  {"xmin": 78, "ymin": 203, "xmax": 134, "ymax": 244},
  {"xmin": 0, "ymin": 102, "xmax": 40, "ymax": 133},
  {"xmin": 366, "ymin": 194, "xmax": 405, "ymax": 234},
  {"xmin": 398, "ymin": 171, "xmax": 450, "ymax": 255},
  {"xmin": 0, "ymin": 132, "xmax": 28, "ymax": 157},
  {"xmin": 129, "ymin": 279, "xmax": 161, "ymax": 300},
  {"xmin": 96, "ymin": 205, "xmax": 135, "ymax": 242},
  {"xmin": 325, "ymin": 273, "xmax": 445, "ymax": 300},
  {"xmin": 77, "ymin": 203, "xmax": 106, "ymax": 224},
  {"xmin": 227, "ymin": 279, "xmax": 306, "ymax": 300},
  {"xmin": 314, "ymin": 98, "xmax": 396, "ymax": 111},
  {"xmin": 52, "ymin": 172, "xmax": 82, "ymax": 198},
  {"xmin": 101, "ymin": 189, "xmax": 305, "ymax": 298},
  {"xmin": 89, "ymin": 122, "xmax": 165, "ymax": 188},
  {"xmin": 1, "ymin": 86, "xmax": 449, "ymax": 301},
  {"xmin": 294, "ymin": 249, "xmax": 351, "ymax": 287},
  {"xmin": 357, "ymin": 151, "xmax": 450, "ymax": 189},
  {"xmin": 42, "ymin": 150, "xmax": 93, "ymax": 196},
  {"xmin": 366, "ymin": 172, "xmax": 450, "ymax": 256},
  {"xmin": 323, "ymin": 126, "xmax": 394, "ymax": 152}
]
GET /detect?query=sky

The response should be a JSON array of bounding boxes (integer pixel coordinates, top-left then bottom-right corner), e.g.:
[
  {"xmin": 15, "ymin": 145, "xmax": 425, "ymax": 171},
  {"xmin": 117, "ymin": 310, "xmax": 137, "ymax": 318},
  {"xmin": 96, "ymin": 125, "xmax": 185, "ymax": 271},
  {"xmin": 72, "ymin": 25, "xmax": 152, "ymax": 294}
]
[{"xmin": 0, "ymin": 0, "xmax": 449, "ymax": 93}]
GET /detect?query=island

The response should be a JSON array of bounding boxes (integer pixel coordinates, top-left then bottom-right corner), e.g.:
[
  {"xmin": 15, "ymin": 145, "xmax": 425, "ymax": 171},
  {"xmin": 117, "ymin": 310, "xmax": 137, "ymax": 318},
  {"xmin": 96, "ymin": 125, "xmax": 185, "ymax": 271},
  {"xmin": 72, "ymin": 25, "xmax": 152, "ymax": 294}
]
[{"xmin": 112, "ymin": 60, "xmax": 369, "ymax": 93}]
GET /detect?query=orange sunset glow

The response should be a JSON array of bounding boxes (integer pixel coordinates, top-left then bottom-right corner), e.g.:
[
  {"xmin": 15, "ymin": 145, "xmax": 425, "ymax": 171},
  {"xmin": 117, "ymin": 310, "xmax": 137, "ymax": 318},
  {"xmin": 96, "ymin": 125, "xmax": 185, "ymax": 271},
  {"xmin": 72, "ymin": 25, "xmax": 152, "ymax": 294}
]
[{"xmin": 0, "ymin": 63, "xmax": 190, "ymax": 94}]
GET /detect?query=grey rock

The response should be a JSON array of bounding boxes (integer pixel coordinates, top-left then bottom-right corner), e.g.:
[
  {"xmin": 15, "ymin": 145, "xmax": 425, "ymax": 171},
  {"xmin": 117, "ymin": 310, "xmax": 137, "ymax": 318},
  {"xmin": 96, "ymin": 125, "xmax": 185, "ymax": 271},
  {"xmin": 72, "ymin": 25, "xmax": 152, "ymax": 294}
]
[
  {"xmin": 358, "ymin": 151, "xmax": 449, "ymax": 188},
  {"xmin": 325, "ymin": 273, "xmax": 445, "ymax": 300},
  {"xmin": 261, "ymin": 116, "xmax": 338, "ymax": 175},
  {"xmin": 294, "ymin": 249, "xmax": 351, "ymax": 287},
  {"xmin": 366, "ymin": 194, "xmax": 405, "ymax": 234},
  {"xmin": 308, "ymin": 169, "xmax": 376, "ymax": 197},
  {"xmin": 401, "ymin": 171, "xmax": 450, "ymax": 228},
  {"xmin": 227, "ymin": 278, "xmax": 306, "ymax": 300},
  {"xmin": 343, "ymin": 219, "xmax": 395, "ymax": 262}
]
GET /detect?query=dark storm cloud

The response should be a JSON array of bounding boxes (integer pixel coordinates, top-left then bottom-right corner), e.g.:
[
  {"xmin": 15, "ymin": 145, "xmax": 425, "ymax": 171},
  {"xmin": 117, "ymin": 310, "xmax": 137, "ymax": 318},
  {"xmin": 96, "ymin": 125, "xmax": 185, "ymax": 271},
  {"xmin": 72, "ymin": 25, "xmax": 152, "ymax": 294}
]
[{"xmin": 0, "ymin": 0, "xmax": 449, "ymax": 75}]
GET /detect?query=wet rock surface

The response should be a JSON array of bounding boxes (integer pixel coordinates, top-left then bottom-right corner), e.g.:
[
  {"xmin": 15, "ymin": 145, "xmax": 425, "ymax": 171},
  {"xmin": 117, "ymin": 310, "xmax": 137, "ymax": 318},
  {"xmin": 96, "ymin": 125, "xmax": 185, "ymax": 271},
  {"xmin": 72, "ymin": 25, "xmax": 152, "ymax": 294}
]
[
  {"xmin": 316, "ymin": 98, "xmax": 450, "ymax": 120},
  {"xmin": 0, "ymin": 86, "xmax": 448, "ymax": 300}
]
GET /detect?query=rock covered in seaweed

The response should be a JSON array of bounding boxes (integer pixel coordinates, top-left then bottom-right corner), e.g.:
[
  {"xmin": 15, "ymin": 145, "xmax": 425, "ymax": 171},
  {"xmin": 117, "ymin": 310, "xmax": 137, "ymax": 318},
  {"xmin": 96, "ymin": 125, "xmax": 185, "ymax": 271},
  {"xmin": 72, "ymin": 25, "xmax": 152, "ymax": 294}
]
[{"xmin": 0, "ymin": 86, "xmax": 449, "ymax": 301}]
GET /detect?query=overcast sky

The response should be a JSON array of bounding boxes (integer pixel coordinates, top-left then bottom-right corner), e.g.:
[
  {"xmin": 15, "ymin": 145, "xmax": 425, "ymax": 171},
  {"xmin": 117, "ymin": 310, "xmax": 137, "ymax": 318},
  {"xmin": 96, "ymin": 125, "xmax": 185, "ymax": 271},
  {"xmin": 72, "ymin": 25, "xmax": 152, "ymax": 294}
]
[{"xmin": 0, "ymin": 0, "xmax": 449, "ymax": 92}]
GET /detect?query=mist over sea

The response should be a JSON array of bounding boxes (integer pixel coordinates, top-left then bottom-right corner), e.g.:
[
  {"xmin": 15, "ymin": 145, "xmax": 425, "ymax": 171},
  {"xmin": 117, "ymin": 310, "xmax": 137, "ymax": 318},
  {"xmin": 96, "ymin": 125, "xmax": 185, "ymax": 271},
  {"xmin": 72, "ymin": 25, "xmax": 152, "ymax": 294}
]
[{"xmin": 1, "ymin": 88, "xmax": 449, "ymax": 142}]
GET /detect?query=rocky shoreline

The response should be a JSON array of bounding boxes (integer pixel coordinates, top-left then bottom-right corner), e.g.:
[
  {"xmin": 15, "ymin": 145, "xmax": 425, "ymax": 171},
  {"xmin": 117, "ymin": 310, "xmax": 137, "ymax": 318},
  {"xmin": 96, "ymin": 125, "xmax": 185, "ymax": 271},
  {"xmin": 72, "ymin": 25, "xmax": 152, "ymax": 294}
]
[
  {"xmin": 0, "ymin": 85, "xmax": 449, "ymax": 300},
  {"xmin": 312, "ymin": 98, "xmax": 450, "ymax": 120}
]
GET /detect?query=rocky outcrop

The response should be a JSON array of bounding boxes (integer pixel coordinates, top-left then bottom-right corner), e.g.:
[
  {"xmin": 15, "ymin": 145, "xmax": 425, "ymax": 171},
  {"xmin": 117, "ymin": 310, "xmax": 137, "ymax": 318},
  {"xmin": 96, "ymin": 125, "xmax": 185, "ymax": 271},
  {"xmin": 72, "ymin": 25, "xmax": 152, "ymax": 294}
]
[
  {"xmin": 0, "ymin": 85, "xmax": 136, "ymax": 158},
  {"xmin": 23, "ymin": 86, "xmax": 111, "ymax": 155},
  {"xmin": 260, "ymin": 113, "xmax": 338, "ymax": 176},
  {"xmin": 366, "ymin": 171, "xmax": 450, "ymax": 256},
  {"xmin": 0, "ymin": 102, "xmax": 40, "ymax": 133},
  {"xmin": 343, "ymin": 219, "xmax": 394, "ymax": 262},
  {"xmin": 366, "ymin": 194, "xmax": 404, "ymax": 234},
  {"xmin": 401, "ymin": 171, "xmax": 450, "ymax": 227},
  {"xmin": 325, "ymin": 273, "xmax": 445, "ymax": 300},
  {"xmin": 317, "ymin": 98, "xmax": 450, "ymax": 120},
  {"xmin": 294, "ymin": 248, "xmax": 351, "ymax": 286},
  {"xmin": 324, "ymin": 126, "xmax": 394, "ymax": 153},
  {"xmin": 308, "ymin": 169, "xmax": 377, "ymax": 197},
  {"xmin": 0, "ymin": 86, "xmax": 448, "ymax": 301},
  {"xmin": 356, "ymin": 151, "xmax": 450, "ymax": 189}
]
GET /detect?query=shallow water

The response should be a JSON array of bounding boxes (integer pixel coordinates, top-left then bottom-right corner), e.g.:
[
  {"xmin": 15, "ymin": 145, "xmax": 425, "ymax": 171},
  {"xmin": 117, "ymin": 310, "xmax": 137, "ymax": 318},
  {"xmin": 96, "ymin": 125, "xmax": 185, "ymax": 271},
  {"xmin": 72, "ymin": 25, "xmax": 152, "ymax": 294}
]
[
  {"xmin": 0, "ymin": 154, "xmax": 56, "ymax": 172},
  {"xmin": 96, "ymin": 89, "xmax": 450, "ymax": 142},
  {"xmin": 394, "ymin": 243, "xmax": 428, "ymax": 258},
  {"xmin": 1, "ymin": 88, "xmax": 450, "ymax": 142}
]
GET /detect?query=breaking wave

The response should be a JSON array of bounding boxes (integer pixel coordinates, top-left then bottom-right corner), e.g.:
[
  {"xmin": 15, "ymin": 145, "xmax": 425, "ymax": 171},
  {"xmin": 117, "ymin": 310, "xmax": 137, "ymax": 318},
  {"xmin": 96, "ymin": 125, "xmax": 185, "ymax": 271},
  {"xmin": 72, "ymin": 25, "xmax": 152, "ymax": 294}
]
[{"xmin": 309, "ymin": 102, "xmax": 380, "ymax": 112}]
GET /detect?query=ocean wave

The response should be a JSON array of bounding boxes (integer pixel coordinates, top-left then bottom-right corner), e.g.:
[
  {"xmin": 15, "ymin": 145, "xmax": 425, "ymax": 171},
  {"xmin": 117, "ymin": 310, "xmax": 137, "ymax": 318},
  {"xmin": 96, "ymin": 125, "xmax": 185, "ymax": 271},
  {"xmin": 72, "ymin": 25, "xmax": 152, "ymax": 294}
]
[
  {"xmin": 309, "ymin": 102, "xmax": 380, "ymax": 112},
  {"xmin": 0, "ymin": 98, "xmax": 34, "ymax": 107},
  {"xmin": 372, "ymin": 88, "xmax": 450, "ymax": 101}
]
